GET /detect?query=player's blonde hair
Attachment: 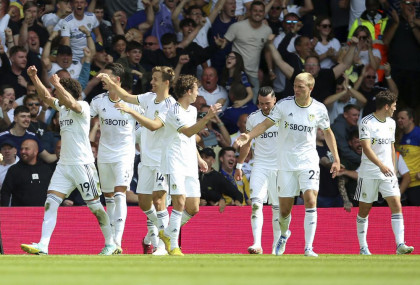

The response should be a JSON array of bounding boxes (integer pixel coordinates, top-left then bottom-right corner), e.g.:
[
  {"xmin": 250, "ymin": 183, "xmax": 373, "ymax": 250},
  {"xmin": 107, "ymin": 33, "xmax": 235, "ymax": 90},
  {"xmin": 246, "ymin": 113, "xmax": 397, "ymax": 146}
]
[
  {"xmin": 152, "ymin": 66, "xmax": 175, "ymax": 85},
  {"xmin": 295, "ymin": 72, "xmax": 315, "ymax": 89}
]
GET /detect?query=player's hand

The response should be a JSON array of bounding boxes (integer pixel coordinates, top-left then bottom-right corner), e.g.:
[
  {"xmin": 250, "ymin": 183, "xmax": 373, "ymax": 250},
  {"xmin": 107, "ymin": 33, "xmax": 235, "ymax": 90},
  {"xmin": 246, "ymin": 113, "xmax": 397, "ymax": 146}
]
[
  {"xmin": 27, "ymin": 65, "xmax": 37, "ymax": 77},
  {"xmin": 97, "ymin": 73, "xmax": 114, "ymax": 89},
  {"xmin": 49, "ymin": 74, "xmax": 61, "ymax": 87},
  {"xmin": 330, "ymin": 161, "xmax": 340, "ymax": 178},
  {"xmin": 234, "ymin": 133, "xmax": 250, "ymax": 148},
  {"xmin": 204, "ymin": 103, "xmax": 222, "ymax": 120},
  {"xmin": 114, "ymin": 102, "xmax": 131, "ymax": 114},
  {"xmin": 234, "ymin": 168, "xmax": 243, "ymax": 181},
  {"xmin": 344, "ymin": 201, "xmax": 352, "ymax": 213},
  {"xmin": 219, "ymin": 199, "xmax": 226, "ymax": 213},
  {"xmin": 379, "ymin": 164, "xmax": 394, "ymax": 177},
  {"xmin": 198, "ymin": 157, "xmax": 208, "ymax": 172}
]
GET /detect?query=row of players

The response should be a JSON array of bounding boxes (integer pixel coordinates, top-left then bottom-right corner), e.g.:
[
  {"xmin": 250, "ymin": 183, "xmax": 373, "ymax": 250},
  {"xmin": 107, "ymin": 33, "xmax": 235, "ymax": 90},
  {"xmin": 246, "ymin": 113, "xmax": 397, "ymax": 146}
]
[{"xmin": 20, "ymin": 63, "xmax": 413, "ymax": 256}]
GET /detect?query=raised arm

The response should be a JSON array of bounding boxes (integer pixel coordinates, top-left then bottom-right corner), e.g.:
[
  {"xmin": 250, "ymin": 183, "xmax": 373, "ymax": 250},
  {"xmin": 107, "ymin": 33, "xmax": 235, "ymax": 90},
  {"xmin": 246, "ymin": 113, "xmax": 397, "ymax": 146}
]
[
  {"xmin": 298, "ymin": 0, "xmax": 314, "ymax": 17},
  {"xmin": 49, "ymin": 74, "xmax": 82, "ymax": 113},
  {"xmin": 114, "ymin": 102, "xmax": 164, "ymax": 131},
  {"xmin": 27, "ymin": 66, "xmax": 57, "ymax": 109},
  {"xmin": 42, "ymin": 31, "xmax": 60, "ymax": 72},
  {"xmin": 171, "ymin": 0, "xmax": 188, "ymax": 32},
  {"xmin": 179, "ymin": 104, "xmax": 222, "ymax": 137},
  {"xmin": 208, "ymin": 0, "xmax": 226, "ymax": 23},
  {"xmin": 235, "ymin": 118, "xmax": 274, "ymax": 147},
  {"xmin": 332, "ymin": 37, "xmax": 358, "ymax": 79},
  {"xmin": 267, "ymin": 34, "xmax": 294, "ymax": 79},
  {"xmin": 97, "ymin": 73, "xmax": 139, "ymax": 104}
]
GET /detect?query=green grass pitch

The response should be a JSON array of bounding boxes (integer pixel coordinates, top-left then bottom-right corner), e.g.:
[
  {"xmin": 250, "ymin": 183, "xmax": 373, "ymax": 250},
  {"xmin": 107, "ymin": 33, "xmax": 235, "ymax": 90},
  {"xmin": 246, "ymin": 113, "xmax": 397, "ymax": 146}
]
[{"xmin": 1, "ymin": 255, "xmax": 419, "ymax": 285}]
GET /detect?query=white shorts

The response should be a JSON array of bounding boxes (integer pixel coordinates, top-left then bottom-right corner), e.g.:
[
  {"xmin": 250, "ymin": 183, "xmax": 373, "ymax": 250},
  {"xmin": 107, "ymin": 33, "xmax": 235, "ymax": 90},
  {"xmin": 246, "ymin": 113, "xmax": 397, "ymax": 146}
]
[
  {"xmin": 277, "ymin": 168, "xmax": 320, "ymax": 198},
  {"xmin": 136, "ymin": 164, "xmax": 168, "ymax": 194},
  {"xmin": 354, "ymin": 177, "xmax": 400, "ymax": 203},
  {"xmin": 250, "ymin": 167, "xmax": 278, "ymax": 206},
  {"xmin": 49, "ymin": 163, "xmax": 101, "ymax": 200},
  {"xmin": 167, "ymin": 174, "xmax": 200, "ymax": 198},
  {"xmin": 98, "ymin": 161, "xmax": 134, "ymax": 193}
]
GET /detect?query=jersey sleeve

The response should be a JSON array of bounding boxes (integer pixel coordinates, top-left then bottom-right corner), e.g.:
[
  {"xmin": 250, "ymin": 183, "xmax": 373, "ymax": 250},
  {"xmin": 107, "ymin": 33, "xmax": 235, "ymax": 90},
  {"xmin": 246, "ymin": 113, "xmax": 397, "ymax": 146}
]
[
  {"xmin": 245, "ymin": 114, "xmax": 252, "ymax": 132},
  {"xmin": 156, "ymin": 99, "xmax": 174, "ymax": 124},
  {"xmin": 267, "ymin": 101, "xmax": 282, "ymax": 123},
  {"xmin": 90, "ymin": 98, "xmax": 98, "ymax": 117},
  {"xmin": 317, "ymin": 104, "xmax": 330, "ymax": 130},
  {"xmin": 391, "ymin": 120, "xmax": 396, "ymax": 143},
  {"xmin": 136, "ymin": 92, "xmax": 151, "ymax": 109},
  {"xmin": 359, "ymin": 121, "xmax": 371, "ymax": 141},
  {"xmin": 59, "ymin": 19, "xmax": 70, "ymax": 37}
]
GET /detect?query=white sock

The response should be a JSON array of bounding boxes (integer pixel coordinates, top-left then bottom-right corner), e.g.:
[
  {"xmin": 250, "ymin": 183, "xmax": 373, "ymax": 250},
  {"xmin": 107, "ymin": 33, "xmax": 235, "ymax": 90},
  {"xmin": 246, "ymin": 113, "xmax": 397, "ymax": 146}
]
[
  {"xmin": 391, "ymin": 213, "xmax": 404, "ymax": 246},
  {"xmin": 165, "ymin": 209, "xmax": 182, "ymax": 251},
  {"xmin": 357, "ymin": 214, "xmax": 368, "ymax": 249},
  {"xmin": 304, "ymin": 208, "xmax": 317, "ymax": 250},
  {"xmin": 157, "ymin": 209, "xmax": 169, "ymax": 231},
  {"xmin": 272, "ymin": 205, "xmax": 281, "ymax": 250},
  {"xmin": 143, "ymin": 206, "xmax": 158, "ymax": 246},
  {"xmin": 279, "ymin": 214, "xmax": 291, "ymax": 237},
  {"xmin": 113, "ymin": 192, "xmax": 127, "ymax": 246},
  {"xmin": 39, "ymin": 194, "xmax": 63, "ymax": 248},
  {"xmin": 251, "ymin": 199, "xmax": 263, "ymax": 247},
  {"xmin": 181, "ymin": 210, "xmax": 193, "ymax": 227},
  {"xmin": 87, "ymin": 199, "xmax": 114, "ymax": 245},
  {"xmin": 105, "ymin": 196, "xmax": 115, "ymax": 228}
]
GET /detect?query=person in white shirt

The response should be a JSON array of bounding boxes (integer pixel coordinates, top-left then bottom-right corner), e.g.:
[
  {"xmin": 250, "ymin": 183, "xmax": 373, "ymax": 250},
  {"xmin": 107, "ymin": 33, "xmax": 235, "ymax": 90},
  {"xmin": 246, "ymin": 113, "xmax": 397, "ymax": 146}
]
[
  {"xmin": 41, "ymin": 0, "xmax": 72, "ymax": 33},
  {"xmin": 236, "ymin": 72, "xmax": 340, "ymax": 257},
  {"xmin": 355, "ymin": 90, "xmax": 414, "ymax": 255},
  {"xmin": 90, "ymin": 63, "xmax": 143, "ymax": 254},
  {"xmin": 155, "ymin": 74, "xmax": 220, "ymax": 255},
  {"xmin": 98, "ymin": 66, "xmax": 176, "ymax": 255},
  {"xmin": 235, "ymin": 86, "xmax": 281, "ymax": 255},
  {"xmin": 21, "ymin": 66, "xmax": 116, "ymax": 256},
  {"xmin": 0, "ymin": 140, "xmax": 19, "ymax": 189}
]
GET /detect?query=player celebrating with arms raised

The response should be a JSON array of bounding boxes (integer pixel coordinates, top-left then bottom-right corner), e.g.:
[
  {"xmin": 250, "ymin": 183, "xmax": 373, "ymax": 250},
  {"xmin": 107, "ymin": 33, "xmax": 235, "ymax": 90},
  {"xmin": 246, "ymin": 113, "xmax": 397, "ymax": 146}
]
[
  {"xmin": 236, "ymin": 73, "xmax": 340, "ymax": 257},
  {"xmin": 21, "ymin": 66, "xmax": 116, "ymax": 255},
  {"xmin": 355, "ymin": 90, "xmax": 414, "ymax": 255}
]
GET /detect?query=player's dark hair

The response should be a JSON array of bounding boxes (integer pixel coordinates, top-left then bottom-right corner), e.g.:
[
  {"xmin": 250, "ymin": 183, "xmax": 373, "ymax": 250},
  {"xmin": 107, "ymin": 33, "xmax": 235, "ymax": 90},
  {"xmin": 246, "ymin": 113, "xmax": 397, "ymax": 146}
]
[
  {"xmin": 375, "ymin": 90, "xmax": 397, "ymax": 110},
  {"xmin": 104, "ymin": 63, "xmax": 125, "ymax": 78},
  {"xmin": 258, "ymin": 86, "xmax": 275, "ymax": 97},
  {"xmin": 174, "ymin": 75, "xmax": 199, "ymax": 100},
  {"xmin": 59, "ymin": 78, "xmax": 82, "ymax": 100}
]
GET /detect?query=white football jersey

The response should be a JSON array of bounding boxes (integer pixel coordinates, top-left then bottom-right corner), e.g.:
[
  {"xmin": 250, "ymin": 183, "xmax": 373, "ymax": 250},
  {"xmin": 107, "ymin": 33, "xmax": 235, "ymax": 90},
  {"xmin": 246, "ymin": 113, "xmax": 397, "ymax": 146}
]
[
  {"xmin": 160, "ymin": 102, "xmax": 198, "ymax": 178},
  {"xmin": 246, "ymin": 109, "xmax": 279, "ymax": 170},
  {"xmin": 268, "ymin": 96, "xmax": 330, "ymax": 171},
  {"xmin": 54, "ymin": 99, "xmax": 94, "ymax": 165},
  {"xmin": 359, "ymin": 114, "xmax": 395, "ymax": 179},
  {"xmin": 56, "ymin": 12, "xmax": 99, "ymax": 61},
  {"xmin": 90, "ymin": 92, "xmax": 143, "ymax": 163},
  {"xmin": 136, "ymin": 92, "xmax": 176, "ymax": 167}
]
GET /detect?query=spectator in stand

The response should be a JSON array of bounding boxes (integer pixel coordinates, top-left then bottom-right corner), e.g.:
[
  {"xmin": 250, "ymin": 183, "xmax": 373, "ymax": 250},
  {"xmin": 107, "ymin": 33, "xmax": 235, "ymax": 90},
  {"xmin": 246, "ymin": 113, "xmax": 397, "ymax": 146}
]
[
  {"xmin": 143, "ymin": 35, "xmax": 159, "ymax": 51},
  {"xmin": 199, "ymin": 147, "xmax": 243, "ymax": 213},
  {"xmin": 24, "ymin": 94, "xmax": 47, "ymax": 138},
  {"xmin": 384, "ymin": 0, "xmax": 420, "ymax": 110},
  {"xmin": 221, "ymin": 82, "xmax": 257, "ymax": 135},
  {"xmin": 223, "ymin": 1, "xmax": 272, "ymax": 102},
  {"xmin": 198, "ymin": 67, "xmax": 229, "ymax": 111},
  {"xmin": 41, "ymin": 0, "xmax": 72, "ymax": 33},
  {"xmin": 40, "ymin": 111, "xmax": 61, "ymax": 154},
  {"xmin": 220, "ymin": 51, "xmax": 253, "ymax": 108},
  {"xmin": 324, "ymin": 75, "xmax": 367, "ymax": 124},
  {"xmin": 56, "ymin": 0, "xmax": 102, "ymax": 62},
  {"xmin": 111, "ymin": 35, "xmax": 127, "ymax": 61},
  {"xmin": 16, "ymin": 1, "xmax": 49, "ymax": 48},
  {"xmin": 92, "ymin": 0, "xmax": 113, "ymax": 52},
  {"xmin": 0, "ymin": 85, "xmax": 16, "ymax": 130},
  {"xmin": 397, "ymin": 108, "xmax": 420, "ymax": 206},
  {"xmin": 196, "ymin": 104, "xmax": 231, "ymax": 149},
  {"xmin": 349, "ymin": 26, "xmax": 381, "ymax": 72},
  {"xmin": 313, "ymin": 16, "xmax": 341, "ymax": 69},
  {"xmin": 331, "ymin": 104, "xmax": 361, "ymax": 166},
  {"xmin": 266, "ymin": 0, "xmax": 284, "ymax": 35},
  {"xmin": 0, "ymin": 139, "xmax": 53, "ymax": 206},
  {"xmin": 0, "ymin": 140, "xmax": 19, "ymax": 190},
  {"xmin": 219, "ymin": 146, "xmax": 251, "ymax": 206}
]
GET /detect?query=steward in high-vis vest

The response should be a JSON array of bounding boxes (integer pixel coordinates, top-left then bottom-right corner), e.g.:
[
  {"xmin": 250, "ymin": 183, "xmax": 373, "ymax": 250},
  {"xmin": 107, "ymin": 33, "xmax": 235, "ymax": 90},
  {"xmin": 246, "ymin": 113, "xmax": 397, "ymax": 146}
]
[{"xmin": 348, "ymin": 0, "xmax": 389, "ymax": 81}]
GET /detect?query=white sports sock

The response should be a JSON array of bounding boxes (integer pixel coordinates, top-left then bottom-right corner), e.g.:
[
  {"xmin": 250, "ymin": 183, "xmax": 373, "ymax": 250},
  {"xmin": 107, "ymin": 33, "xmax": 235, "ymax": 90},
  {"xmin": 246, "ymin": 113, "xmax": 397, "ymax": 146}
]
[
  {"xmin": 165, "ymin": 209, "xmax": 182, "ymax": 251},
  {"xmin": 251, "ymin": 199, "xmax": 263, "ymax": 247},
  {"xmin": 357, "ymin": 214, "xmax": 368, "ymax": 248},
  {"xmin": 279, "ymin": 214, "xmax": 291, "ymax": 236},
  {"xmin": 304, "ymin": 208, "xmax": 317, "ymax": 250},
  {"xmin": 39, "ymin": 194, "xmax": 63, "ymax": 248},
  {"xmin": 143, "ymin": 206, "xmax": 158, "ymax": 246},
  {"xmin": 113, "ymin": 192, "xmax": 127, "ymax": 246},
  {"xmin": 181, "ymin": 210, "xmax": 193, "ymax": 227},
  {"xmin": 391, "ymin": 213, "xmax": 404, "ymax": 246},
  {"xmin": 157, "ymin": 209, "xmax": 169, "ymax": 231},
  {"xmin": 272, "ymin": 205, "xmax": 281, "ymax": 250},
  {"xmin": 105, "ymin": 196, "xmax": 115, "ymax": 232},
  {"xmin": 87, "ymin": 199, "xmax": 114, "ymax": 245}
]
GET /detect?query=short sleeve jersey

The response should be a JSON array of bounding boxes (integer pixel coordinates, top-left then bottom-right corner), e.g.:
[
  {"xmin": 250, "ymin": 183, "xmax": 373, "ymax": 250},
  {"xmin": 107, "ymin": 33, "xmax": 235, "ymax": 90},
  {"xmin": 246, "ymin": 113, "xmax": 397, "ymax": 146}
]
[
  {"xmin": 160, "ymin": 102, "xmax": 198, "ymax": 177},
  {"xmin": 359, "ymin": 114, "xmax": 395, "ymax": 179},
  {"xmin": 90, "ymin": 92, "xmax": 143, "ymax": 163},
  {"xmin": 246, "ymin": 109, "xmax": 279, "ymax": 170},
  {"xmin": 136, "ymin": 92, "xmax": 176, "ymax": 167},
  {"xmin": 268, "ymin": 96, "xmax": 330, "ymax": 170},
  {"xmin": 54, "ymin": 99, "xmax": 94, "ymax": 165}
]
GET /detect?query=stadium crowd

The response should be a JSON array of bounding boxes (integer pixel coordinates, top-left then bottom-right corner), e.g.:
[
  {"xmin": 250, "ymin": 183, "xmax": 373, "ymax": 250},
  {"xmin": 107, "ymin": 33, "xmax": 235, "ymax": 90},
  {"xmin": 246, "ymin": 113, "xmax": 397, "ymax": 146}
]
[{"xmin": 0, "ymin": 0, "xmax": 419, "ymax": 256}]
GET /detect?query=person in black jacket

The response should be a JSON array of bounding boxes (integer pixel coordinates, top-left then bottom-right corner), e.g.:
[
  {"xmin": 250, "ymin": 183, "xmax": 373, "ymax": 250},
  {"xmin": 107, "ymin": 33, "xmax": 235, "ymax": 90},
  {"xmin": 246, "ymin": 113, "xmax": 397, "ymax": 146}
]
[
  {"xmin": 1, "ymin": 139, "xmax": 53, "ymax": 206},
  {"xmin": 199, "ymin": 147, "xmax": 243, "ymax": 213}
]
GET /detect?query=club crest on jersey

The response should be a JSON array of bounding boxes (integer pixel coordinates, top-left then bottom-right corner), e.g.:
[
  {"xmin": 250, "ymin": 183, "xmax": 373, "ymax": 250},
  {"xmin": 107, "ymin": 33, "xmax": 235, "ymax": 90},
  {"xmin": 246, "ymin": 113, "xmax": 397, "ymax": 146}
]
[
  {"xmin": 87, "ymin": 23, "xmax": 92, "ymax": 29},
  {"xmin": 362, "ymin": 192, "xmax": 367, "ymax": 198},
  {"xmin": 172, "ymin": 184, "xmax": 177, "ymax": 190},
  {"xmin": 154, "ymin": 110, "xmax": 159, "ymax": 117},
  {"xmin": 308, "ymin": 114, "xmax": 315, "ymax": 121}
]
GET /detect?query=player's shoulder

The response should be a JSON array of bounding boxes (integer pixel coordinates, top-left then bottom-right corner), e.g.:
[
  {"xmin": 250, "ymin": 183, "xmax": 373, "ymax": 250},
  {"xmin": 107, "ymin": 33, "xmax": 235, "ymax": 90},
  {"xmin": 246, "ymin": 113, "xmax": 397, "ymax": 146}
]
[
  {"xmin": 361, "ymin": 113, "xmax": 376, "ymax": 126},
  {"xmin": 64, "ymin": 14, "xmax": 74, "ymax": 22},
  {"xmin": 85, "ymin": 12, "xmax": 94, "ymax": 17},
  {"xmin": 248, "ymin": 109, "xmax": 262, "ymax": 119},
  {"xmin": 91, "ymin": 92, "xmax": 107, "ymax": 102}
]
